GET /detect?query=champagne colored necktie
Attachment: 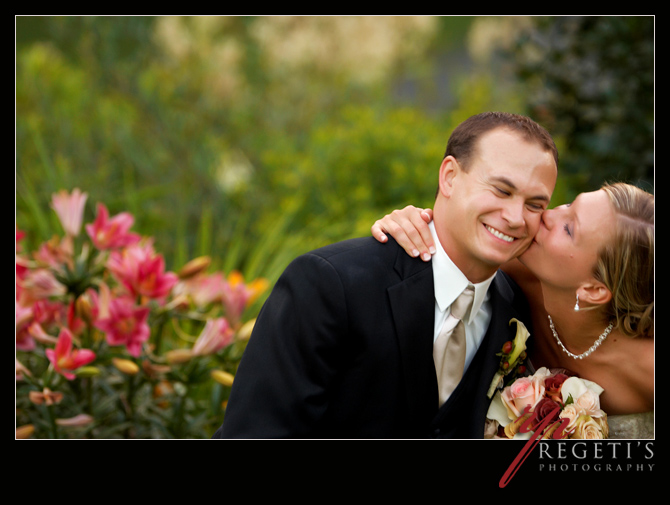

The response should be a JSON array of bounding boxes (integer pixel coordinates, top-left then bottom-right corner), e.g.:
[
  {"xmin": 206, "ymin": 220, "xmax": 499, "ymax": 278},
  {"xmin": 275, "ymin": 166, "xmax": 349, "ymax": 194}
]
[{"xmin": 434, "ymin": 285, "xmax": 475, "ymax": 406}]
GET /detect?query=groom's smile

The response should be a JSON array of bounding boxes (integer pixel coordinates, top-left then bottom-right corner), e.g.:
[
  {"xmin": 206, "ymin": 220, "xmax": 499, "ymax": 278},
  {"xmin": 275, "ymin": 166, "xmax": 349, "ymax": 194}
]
[{"xmin": 484, "ymin": 224, "xmax": 518, "ymax": 243}]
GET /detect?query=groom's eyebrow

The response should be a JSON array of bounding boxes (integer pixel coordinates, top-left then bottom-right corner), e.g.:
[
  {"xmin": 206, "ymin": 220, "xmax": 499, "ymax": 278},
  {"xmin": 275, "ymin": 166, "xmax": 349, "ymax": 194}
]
[{"xmin": 490, "ymin": 176, "xmax": 551, "ymax": 203}]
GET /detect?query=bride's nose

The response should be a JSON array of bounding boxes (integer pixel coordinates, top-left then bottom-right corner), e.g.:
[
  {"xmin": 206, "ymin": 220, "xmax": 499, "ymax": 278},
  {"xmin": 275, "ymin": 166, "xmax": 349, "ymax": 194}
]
[{"xmin": 541, "ymin": 207, "xmax": 558, "ymax": 229}]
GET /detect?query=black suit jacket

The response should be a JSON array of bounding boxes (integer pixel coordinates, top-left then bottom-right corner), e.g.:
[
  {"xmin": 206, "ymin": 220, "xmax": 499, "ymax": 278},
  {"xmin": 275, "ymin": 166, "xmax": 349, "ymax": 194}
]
[{"xmin": 213, "ymin": 237, "xmax": 530, "ymax": 438}]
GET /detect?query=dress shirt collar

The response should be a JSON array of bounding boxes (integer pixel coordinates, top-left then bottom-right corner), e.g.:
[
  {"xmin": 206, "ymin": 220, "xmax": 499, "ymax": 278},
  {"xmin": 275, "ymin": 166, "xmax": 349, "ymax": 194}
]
[{"xmin": 429, "ymin": 221, "xmax": 497, "ymax": 324}]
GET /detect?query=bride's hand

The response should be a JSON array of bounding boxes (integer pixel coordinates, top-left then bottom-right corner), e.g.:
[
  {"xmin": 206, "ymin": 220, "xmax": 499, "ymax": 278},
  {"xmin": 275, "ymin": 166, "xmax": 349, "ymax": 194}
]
[{"xmin": 371, "ymin": 206, "xmax": 435, "ymax": 261}]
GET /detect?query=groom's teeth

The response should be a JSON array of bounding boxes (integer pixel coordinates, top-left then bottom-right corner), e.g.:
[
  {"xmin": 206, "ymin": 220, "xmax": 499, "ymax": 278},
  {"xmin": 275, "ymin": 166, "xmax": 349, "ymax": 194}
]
[{"xmin": 486, "ymin": 225, "xmax": 515, "ymax": 243}]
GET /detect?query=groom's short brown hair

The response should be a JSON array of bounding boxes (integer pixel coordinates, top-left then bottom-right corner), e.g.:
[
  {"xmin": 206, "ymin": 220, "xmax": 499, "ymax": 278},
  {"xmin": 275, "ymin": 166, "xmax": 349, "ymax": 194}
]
[{"xmin": 445, "ymin": 112, "xmax": 559, "ymax": 171}]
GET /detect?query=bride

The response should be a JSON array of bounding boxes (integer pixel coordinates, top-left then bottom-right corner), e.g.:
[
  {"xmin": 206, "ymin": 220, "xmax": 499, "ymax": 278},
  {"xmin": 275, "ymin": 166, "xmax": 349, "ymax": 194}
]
[{"xmin": 371, "ymin": 182, "xmax": 653, "ymax": 438}]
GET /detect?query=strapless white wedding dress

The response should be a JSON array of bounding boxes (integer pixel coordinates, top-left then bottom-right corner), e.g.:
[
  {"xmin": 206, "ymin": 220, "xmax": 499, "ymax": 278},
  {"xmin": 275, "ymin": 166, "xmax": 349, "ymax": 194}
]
[{"xmin": 607, "ymin": 412, "xmax": 654, "ymax": 439}]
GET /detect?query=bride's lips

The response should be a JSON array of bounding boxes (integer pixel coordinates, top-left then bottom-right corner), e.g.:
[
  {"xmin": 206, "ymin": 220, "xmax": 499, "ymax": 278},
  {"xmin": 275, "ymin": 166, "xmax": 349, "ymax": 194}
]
[
  {"xmin": 483, "ymin": 224, "xmax": 518, "ymax": 243},
  {"xmin": 530, "ymin": 218, "xmax": 548, "ymax": 246}
]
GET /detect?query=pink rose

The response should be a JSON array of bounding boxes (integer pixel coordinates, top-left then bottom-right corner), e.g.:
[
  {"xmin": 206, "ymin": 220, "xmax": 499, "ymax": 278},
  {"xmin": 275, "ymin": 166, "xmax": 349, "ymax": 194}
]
[{"xmin": 502, "ymin": 376, "xmax": 543, "ymax": 418}]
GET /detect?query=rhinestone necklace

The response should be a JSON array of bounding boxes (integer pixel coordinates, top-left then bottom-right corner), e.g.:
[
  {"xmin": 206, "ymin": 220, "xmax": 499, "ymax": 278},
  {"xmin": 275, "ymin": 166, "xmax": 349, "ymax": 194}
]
[{"xmin": 547, "ymin": 315, "xmax": 614, "ymax": 360}]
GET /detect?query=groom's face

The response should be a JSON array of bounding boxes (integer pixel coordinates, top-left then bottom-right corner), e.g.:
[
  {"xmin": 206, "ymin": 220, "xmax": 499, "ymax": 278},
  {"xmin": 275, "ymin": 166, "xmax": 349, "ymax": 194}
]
[{"xmin": 436, "ymin": 128, "xmax": 557, "ymax": 282}]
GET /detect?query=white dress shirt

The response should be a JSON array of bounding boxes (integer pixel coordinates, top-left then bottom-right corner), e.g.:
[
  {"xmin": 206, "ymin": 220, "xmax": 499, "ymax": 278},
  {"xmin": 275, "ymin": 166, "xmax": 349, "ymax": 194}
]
[{"xmin": 429, "ymin": 221, "xmax": 496, "ymax": 375}]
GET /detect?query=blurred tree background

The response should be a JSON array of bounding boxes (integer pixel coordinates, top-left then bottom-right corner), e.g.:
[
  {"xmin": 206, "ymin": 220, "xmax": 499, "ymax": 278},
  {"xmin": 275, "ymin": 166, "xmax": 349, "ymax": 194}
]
[{"xmin": 16, "ymin": 16, "xmax": 654, "ymax": 294}]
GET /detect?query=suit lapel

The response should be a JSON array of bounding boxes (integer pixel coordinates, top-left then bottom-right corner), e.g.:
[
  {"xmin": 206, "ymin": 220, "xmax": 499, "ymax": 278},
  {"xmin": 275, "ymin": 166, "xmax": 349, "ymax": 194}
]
[{"xmin": 387, "ymin": 246, "xmax": 438, "ymax": 428}]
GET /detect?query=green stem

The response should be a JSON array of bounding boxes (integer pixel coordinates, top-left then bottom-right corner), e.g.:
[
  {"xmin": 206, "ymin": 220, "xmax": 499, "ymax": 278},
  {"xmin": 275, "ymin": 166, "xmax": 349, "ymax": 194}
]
[
  {"xmin": 82, "ymin": 320, "xmax": 93, "ymax": 350},
  {"xmin": 85, "ymin": 377, "xmax": 93, "ymax": 415},
  {"xmin": 173, "ymin": 384, "xmax": 189, "ymax": 438},
  {"xmin": 153, "ymin": 317, "xmax": 167, "ymax": 356},
  {"xmin": 43, "ymin": 404, "xmax": 58, "ymax": 439},
  {"xmin": 121, "ymin": 372, "xmax": 137, "ymax": 438}
]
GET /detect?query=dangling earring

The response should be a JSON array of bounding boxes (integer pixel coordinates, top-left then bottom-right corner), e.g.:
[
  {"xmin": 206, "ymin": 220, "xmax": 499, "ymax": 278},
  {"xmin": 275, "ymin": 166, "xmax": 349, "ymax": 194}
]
[{"xmin": 574, "ymin": 294, "xmax": 580, "ymax": 311}]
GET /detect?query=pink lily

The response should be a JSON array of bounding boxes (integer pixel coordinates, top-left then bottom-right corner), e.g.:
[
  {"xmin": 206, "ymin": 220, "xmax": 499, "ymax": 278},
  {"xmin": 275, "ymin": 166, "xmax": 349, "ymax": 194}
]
[
  {"xmin": 51, "ymin": 188, "xmax": 88, "ymax": 237},
  {"xmin": 27, "ymin": 321, "xmax": 59, "ymax": 346},
  {"xmin": 85, "ymin": 203, "xmax": 141, "ymax": 250},
  {"xmin": 175, "ymin": 272, "xmax": 227, "ymax": 308},
  {"xmin": 16, "ymin": 358, "xmax": 33, "ymax": 381},
  {"xmin": 15, "ymin": 301, "xmax": 35, "ymax": 351},
  {"xmin": 45, "ymin": 327, "xmax": 96, "ymax": 380},
  {"xmin": 221, "ymin": 271, "xmax": 268, "ymax": 324},
  {"xmin": 191, "ymin": 317, "xmax": 233, "ymax": 356},
  {"xmin": 107, "ymin": 242, "xmax": 178, "ymax": 300},
  {"xmin": 18, "ymin": 268, "xmax": 67, "ymax": 305},
  {"xmin": 33, "ymin": 235, "xmax": 75, "ymax": 270},
  {"xmin": 31, "ymin": 299, "xmax": 69, "ymax": 332},
  {"xmin": 94, "ymin": 296, "xmax": 150, "ymax": 358}
]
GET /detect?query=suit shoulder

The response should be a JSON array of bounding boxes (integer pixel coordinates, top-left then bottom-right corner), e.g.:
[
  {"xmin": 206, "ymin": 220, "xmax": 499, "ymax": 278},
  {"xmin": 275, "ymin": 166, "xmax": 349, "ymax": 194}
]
[
  {"xmin": 310, "ymin": 237, "xmax": 385, "ymax": 258},
  {"xmin": 284, "ymin": 237, "xmax": 409, "ymax": 287},
  {"xmin": 306, "ymin": 237, "xmax": 400, "ymax": 266}
]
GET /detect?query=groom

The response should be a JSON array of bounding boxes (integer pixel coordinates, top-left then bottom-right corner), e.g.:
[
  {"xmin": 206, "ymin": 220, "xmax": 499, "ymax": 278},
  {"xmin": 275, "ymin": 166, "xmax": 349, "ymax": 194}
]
[{"xmin": 213, "ymin": 112, "xmax": 558, "ymax": 438}]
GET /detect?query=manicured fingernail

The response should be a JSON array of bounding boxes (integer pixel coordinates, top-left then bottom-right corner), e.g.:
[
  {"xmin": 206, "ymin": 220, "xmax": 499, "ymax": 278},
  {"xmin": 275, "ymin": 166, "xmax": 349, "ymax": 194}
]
[
  {"xmin": 412, "ymin": 249, "xmax": 420, "ymax": 257},
  {"xmin": 422, "ymin": 253, "xmax": 431, "ymax": 261},
  {"xmin": 429, "ymin": 246, "xmax": 436, "ymax": 254}
]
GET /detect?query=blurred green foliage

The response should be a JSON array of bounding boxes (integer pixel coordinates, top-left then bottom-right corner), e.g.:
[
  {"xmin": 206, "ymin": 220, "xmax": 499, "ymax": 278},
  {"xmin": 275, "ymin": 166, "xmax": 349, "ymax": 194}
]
[
  {"xmin": 16, "ymin": 16, "xmax": 654, "ymax": 291},
  {"xmin": 509, "ymin": 16, "xmax": 654, "ymax": 201}
]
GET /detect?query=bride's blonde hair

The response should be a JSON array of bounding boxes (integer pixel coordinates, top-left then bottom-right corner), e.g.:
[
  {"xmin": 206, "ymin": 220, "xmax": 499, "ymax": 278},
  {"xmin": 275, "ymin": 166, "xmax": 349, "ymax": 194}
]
[{"xmin": 594, "ymin": 183, "xmax": 654, "ymax": 338}]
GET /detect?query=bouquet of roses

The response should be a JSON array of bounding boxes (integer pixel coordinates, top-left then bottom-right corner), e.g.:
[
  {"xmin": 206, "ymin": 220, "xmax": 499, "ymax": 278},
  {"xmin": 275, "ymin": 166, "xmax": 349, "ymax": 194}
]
[{"xmin": 485, "ymin": 367, "xmax": 609, "ymax": 440}]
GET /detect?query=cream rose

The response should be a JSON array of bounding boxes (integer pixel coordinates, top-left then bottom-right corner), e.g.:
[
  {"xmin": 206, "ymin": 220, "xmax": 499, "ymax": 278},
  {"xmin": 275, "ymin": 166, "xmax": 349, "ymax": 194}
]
[
  {"xmin": 558, "ymin": 403, "xmax": 584, "ymax": 431},
  {"xmin": 595, "ymin": 414, "xmax": 610, "ymax": 438},
  {"xmin": 575, "ymin": 389, "xmax": 602, "ymax": 415},
  {"xmin": 571, "ymin": 415, "xmax": 604, "ymax": 439}
]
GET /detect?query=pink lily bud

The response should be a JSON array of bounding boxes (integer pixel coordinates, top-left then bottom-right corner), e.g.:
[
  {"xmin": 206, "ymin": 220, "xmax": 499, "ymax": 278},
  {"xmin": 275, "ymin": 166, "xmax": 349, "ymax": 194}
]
[
  {"xmin": 55, "ymin": 414, "xmax": 94, "ymax": 427},
  {"xmin": 51, "ymin": 188, "xmax": 88, "ymax": 237}
]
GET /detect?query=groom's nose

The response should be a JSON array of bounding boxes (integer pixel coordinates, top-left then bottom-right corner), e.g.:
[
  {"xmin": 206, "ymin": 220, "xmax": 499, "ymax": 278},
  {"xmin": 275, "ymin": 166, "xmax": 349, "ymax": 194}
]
[{"xmin": 500, "ymin": 198, "xmax": 525, "ymax": 229}]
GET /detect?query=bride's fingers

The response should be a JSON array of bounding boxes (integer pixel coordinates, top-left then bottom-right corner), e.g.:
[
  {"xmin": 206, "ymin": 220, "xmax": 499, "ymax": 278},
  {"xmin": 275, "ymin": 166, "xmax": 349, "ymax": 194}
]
[
  {"xmin": 398, "ymin": 208, "xmax": 435, "ymax": 261},
  {"xmin": 371, "ymin": 206, "xmax": 435, "ymax": 261},
  {"xmin": 371, "ymin": 221, "xmax": 390, "ymax": 243},
  {"xmin": 372, "ymin": 217, "xmax": 422, "ymax": 258}
]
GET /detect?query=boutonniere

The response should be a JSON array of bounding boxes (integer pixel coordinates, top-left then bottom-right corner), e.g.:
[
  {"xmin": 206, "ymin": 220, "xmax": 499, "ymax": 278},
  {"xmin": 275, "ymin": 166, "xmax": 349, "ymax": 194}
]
[{"xmin": 486, "ymin": 318, "xmax": 530, "ymax": 399}]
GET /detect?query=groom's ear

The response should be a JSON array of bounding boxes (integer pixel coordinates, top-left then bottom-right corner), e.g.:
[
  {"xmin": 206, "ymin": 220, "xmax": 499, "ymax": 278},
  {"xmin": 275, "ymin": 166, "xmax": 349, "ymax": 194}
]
[
  {"xmin": 438, "ymin": 156, "xmax": 459, "ymax": 198},
  {"xmin": 577, "ymin": 282, "xmax": 612, "ymax": 308}
]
